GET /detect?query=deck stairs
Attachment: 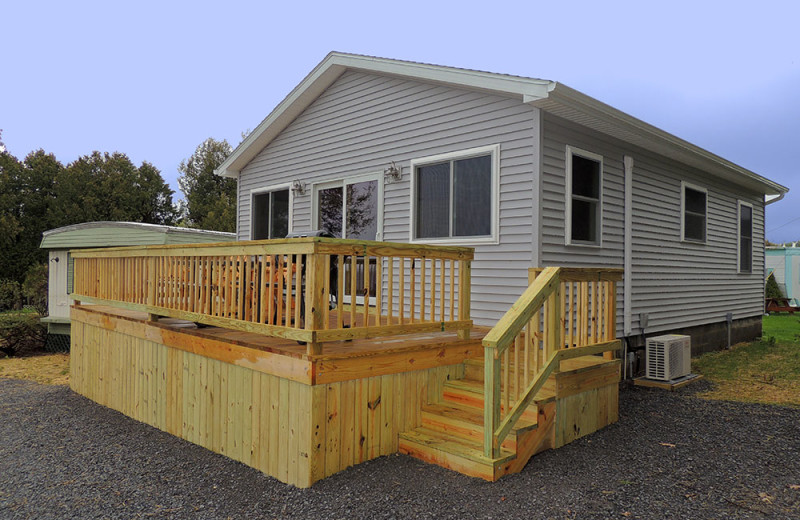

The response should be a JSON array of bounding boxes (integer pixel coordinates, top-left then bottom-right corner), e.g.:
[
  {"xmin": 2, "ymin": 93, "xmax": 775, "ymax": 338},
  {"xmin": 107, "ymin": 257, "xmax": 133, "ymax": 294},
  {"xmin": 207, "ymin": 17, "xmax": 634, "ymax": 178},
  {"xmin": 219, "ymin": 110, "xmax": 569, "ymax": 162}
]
[{"xmin": 399, "ymin": 357, "xmax": 558, "ymax": 481}]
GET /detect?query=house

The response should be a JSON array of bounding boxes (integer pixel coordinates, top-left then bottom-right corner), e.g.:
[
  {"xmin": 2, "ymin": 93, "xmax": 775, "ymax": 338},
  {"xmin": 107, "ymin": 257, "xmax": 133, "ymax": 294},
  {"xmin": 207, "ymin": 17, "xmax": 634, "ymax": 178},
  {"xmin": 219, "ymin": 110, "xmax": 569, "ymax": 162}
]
[
  {"xmin": 766, "ymin": 244, "xmax": 800, "ymax": 306},
  {"xmin": 64, "ymin": 54, "xmax": 788, "ymax": 487},
  {"xmin": 40, "ymin": 221, "xmax": 235, "ymax": 347},
  {"xmin": 215, "ymin": 52, "xmax": 788, "ymax": 356}
]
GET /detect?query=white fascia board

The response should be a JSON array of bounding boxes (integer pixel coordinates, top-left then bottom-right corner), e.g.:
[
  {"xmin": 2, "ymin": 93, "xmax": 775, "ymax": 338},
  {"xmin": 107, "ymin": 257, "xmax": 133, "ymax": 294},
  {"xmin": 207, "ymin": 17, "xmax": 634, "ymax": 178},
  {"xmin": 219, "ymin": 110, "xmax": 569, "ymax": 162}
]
[
  {"xmin": 538, "ymin": 83, "xmax": 789, "ymax": 197},
  {"xmin": 215, "ymin": 52, "xmax": 553, "ymax": 178}
]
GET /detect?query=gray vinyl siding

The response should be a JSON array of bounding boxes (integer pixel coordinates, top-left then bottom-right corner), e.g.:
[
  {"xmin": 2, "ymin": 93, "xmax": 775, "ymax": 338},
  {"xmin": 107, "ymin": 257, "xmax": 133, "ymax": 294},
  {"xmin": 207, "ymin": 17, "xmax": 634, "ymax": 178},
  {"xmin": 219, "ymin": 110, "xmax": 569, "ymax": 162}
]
[
  {"xmin": 237, "ymin": 71, "xmax": 538, "ymax": 326},
  {"xmin": 541, "ymin": 113, "xmax": 766, "ymax": 336}
]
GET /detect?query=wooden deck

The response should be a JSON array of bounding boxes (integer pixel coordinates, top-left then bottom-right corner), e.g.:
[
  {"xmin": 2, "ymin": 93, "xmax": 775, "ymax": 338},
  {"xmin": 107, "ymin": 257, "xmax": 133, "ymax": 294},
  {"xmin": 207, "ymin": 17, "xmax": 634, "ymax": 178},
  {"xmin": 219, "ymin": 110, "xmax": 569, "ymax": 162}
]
[{"xmin": 67, "ymin": 239, "xmax": 623, "ymax": 487}]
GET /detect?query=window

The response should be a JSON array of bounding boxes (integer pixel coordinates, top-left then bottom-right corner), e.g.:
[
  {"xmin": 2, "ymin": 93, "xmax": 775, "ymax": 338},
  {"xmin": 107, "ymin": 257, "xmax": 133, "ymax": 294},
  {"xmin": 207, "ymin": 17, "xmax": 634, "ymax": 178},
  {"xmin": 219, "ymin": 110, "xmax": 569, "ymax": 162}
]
[
  {"xmin": 565, "ymin": 146, "xmax": 603, "ymax": 245},
  {"xmin": 681, "ymin": 182, "xmax": 707, "ymax": 243},
  {"xmin": 410, "ymin": 145, "xmax": 499, "ymax": 243},
  {"xmin": 314, "ymin": 174, "xmax": 381, "ymax": 240},
  {"xmin": 251, "ymin": 188, "xmax": 290, "ymax": 239},
  {"xmin": 738, "ymin": 201, "xmax": 753, "ymax": 273}
]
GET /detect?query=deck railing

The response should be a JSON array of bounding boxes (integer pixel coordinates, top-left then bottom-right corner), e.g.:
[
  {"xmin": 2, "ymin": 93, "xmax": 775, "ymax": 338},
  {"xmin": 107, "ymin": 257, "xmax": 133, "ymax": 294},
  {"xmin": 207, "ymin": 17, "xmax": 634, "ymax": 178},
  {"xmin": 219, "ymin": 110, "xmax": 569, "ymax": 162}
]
[
  {"xmin": 481, "ymin": 267, "xmax": 622, "ymax": 458},
  {"xmin": 70, "ymin": 237, "xmax": 473, "ymax": 355}
]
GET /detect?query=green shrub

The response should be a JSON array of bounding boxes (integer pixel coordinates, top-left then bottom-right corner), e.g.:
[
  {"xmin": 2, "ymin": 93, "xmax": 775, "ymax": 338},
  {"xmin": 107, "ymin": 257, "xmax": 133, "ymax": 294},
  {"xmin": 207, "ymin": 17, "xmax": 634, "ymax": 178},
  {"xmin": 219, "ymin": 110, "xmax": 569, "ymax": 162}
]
[
  {"xmin": 0, "ymin": 280, "xmax": 22, "ymax": 312},
  {"xmin": 0, "ymin": 312, "xmax": 46, "ymax": 356}
]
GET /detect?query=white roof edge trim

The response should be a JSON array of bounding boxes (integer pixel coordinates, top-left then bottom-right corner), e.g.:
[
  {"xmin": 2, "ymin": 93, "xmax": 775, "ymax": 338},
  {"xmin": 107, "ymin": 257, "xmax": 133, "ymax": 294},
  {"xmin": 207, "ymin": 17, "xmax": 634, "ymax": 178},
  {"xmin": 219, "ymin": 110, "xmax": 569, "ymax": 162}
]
[
  {"xmin": 41, "ymin": 221, "xmax": 236, "ymax": 238},
  {"xmin": 543, "ymin": 83, "xmax": 789, "ymax": 196},
  {"xmin": 214, "ymin": 52, "xmax": 553, "ymax": 178}
]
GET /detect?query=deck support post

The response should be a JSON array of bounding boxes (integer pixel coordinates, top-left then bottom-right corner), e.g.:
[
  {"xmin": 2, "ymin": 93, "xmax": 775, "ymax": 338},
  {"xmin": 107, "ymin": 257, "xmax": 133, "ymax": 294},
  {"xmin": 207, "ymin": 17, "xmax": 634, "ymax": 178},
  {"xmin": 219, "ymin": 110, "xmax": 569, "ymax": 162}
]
[
  {"xmin": 305, "ymin": 250, "xmax": 326, "ymax": 356},
  {"xmin": 458, "ymin": 260, "xmax": 472, "ymax": 340},
  {"xmin": 484, "ymin": 346, "xmax": 501, "ymax": 458}
]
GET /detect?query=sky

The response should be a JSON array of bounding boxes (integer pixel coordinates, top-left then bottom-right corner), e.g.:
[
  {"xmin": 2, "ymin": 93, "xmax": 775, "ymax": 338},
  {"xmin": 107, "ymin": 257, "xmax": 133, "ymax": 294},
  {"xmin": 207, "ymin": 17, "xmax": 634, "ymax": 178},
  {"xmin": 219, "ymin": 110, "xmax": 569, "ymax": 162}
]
[{"xmin": 2, "ymin": 0, "xmax": 799, "ymax": 241}]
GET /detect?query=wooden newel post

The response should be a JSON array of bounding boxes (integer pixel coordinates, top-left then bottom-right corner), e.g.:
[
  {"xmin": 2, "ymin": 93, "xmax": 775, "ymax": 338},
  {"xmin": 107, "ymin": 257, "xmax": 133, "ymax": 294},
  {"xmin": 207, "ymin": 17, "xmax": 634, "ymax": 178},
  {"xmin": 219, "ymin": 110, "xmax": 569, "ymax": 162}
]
[
  {"xmin": 305, "ymin": 252, "xmax": 326, "ymax": 356},
  {"xmin": 483, "ymin": 345, "xmax": 501, "ymax": 458},
  {"xmin": 458, "ymin": 259, "xmax": 472, "ymax": 340}
]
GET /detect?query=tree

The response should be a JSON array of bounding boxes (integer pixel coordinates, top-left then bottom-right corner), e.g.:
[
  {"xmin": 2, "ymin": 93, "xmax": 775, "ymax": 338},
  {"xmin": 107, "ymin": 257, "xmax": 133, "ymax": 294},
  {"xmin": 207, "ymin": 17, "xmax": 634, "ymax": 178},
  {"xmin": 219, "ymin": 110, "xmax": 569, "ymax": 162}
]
[
  {"xmin": 0, "ymin": 150, "xmax": 62, "ymax": 284},
  {"xmin": 177, "ymin": 138, "xmax": 237, "ymax": 232},
  {"xmin": 57, "ymin": 151, "xmax": 177, "ymax": 225}
]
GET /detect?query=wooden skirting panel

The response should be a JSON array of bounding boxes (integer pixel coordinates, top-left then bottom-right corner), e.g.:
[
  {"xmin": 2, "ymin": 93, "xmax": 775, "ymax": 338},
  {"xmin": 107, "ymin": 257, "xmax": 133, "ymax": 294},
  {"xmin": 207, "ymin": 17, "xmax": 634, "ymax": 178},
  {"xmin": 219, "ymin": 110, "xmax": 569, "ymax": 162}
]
[
  {"xmin": 555, "ymin": 382, "xmax": 619, "ymax": 448},
  {"xmin": 70, "ymin": 311, "xmax": 463, "ymax": 488}
]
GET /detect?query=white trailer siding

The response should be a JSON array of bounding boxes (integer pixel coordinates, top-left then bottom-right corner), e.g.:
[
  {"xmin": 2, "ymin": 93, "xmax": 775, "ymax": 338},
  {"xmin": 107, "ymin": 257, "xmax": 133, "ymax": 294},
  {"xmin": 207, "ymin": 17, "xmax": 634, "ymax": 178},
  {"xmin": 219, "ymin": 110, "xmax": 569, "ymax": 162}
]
[
  {"xmin": 541, "ymin": 113, "xmax": 765, "ymax": 336},
  {"xmin": 237, "ymin": 71, "xmax": 539, "ymax": 326}
]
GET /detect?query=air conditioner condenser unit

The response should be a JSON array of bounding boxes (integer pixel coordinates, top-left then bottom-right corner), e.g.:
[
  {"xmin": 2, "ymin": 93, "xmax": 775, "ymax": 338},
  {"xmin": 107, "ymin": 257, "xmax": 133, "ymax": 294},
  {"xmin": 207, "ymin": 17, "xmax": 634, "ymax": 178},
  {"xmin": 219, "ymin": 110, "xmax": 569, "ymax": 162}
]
[{"xmin": 646, "ymin": 334, "xmax": 691, "ymax": 381}]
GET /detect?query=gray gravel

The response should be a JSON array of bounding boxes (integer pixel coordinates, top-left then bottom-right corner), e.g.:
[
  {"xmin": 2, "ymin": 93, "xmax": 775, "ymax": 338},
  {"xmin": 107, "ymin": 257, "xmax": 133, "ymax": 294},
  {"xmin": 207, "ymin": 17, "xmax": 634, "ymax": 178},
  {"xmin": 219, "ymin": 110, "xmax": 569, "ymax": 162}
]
[{"xmin": 1, "ymin": 377, "xmax": 798, "ymax": 519}]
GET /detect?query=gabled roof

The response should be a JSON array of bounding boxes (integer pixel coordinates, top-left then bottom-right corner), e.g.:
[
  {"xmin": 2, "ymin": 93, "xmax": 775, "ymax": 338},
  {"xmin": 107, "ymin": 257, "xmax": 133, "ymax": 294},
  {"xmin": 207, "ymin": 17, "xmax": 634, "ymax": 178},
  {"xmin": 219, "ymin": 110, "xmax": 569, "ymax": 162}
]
[{"xmin": 216, "ymin": 52, "xmax": 788, "ymax": 197}]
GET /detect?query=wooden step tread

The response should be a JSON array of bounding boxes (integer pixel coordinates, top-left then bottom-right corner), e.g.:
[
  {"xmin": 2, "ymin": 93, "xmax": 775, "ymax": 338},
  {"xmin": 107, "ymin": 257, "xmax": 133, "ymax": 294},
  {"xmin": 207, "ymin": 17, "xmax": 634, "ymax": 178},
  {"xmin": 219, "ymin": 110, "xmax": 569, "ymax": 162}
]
[
  {"xmin": 399, "ymin": 427, "xmax": 515, "ymax": 465},
  {"xmin": 445, "ymin": 378, "xmax": 556, "ymax": 403},
  {"xmin": 422, "ymin": 401, "xmax": 538, "ymax": 433}
]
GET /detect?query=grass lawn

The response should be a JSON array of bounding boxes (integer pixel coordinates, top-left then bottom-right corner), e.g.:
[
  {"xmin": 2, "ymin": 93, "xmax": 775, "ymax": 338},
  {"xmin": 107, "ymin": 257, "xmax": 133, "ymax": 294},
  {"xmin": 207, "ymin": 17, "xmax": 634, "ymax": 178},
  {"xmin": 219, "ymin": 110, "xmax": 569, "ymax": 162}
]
[
  {"xmin": 0, "ymin": 352, "xmax": 70, "ymax": 385},
  {"xmin": 693, "ymin": 314, "xmax": 800, "ymax": 407}
]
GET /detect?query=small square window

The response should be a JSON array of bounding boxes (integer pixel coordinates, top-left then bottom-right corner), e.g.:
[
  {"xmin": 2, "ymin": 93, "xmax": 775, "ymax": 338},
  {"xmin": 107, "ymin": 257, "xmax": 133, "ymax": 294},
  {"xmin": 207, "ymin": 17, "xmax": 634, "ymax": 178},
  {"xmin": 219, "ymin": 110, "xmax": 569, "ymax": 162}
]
[
  {"xmin": 682, "ymin": 183, "xmax": 707, "ymax": 243},
  {"xmin": 566, "ymin": 146, "xmax": 603, "ymax": 246}
]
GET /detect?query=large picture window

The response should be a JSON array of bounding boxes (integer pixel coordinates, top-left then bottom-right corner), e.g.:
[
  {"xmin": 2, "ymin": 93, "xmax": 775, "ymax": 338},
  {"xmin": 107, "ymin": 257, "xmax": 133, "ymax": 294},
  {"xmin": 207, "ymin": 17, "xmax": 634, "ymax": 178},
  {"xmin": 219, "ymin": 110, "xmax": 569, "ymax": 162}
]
[
  {"xmin": 682, "ymin": 182, "xmax": 707, "ymax": 243},
  {"xmin": 251, "ymin": 188, "xmax": 290, "ymax": 239},
  {"xmin": 738, "ymin": 201, "xmax": 753, "ymax": 273},
  {"xmin": 565, "ymin": 146, "xmax": 603, "ymax": 246},
  {"xmin": 410, "ymin": 145, "xmax": 499, "ymax": 243}
]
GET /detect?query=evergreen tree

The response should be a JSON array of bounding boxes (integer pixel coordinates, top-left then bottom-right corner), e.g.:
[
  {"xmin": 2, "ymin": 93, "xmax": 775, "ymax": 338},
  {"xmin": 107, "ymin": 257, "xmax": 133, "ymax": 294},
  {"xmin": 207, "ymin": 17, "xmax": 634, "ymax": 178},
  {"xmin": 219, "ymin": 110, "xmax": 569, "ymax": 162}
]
[{"xmin": 177, "ymin": 138, "xmax": 237, "ymax": 232}]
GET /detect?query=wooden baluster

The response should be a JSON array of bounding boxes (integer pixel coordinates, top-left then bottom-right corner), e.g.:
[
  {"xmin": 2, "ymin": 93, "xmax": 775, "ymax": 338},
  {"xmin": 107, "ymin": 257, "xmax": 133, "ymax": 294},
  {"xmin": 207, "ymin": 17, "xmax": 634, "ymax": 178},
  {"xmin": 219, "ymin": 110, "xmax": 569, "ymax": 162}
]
[
  {"xmin": 430, "ymin": 258, "xmax": 436, "ymax": 322},
  {"xmin": 349, "ymin": 255, "xmax": 357, "ymax": 328},
  {"xmin": 336, "ymin": 255, "xmax": 344, "ymax": 329},
  {"xmin": 259, "ymin": 255, "xmax": 273, "ymax": 324},
  {"xmin": 560, "ymin": 281, "xmax": 567, "ymax": 348},
  {"xmin": 449, "ymin": 259, "xmax": 455, "ymax": 322},
  {"xmin": 514, "ymin": 335, "xmax": 521, "ymax": 403},
  {"xmin": 362, "ymin": 256, "xmax": 370, "ymax": 327},
  {"xmin": 387, "ymin": 257, "xmax": 394, "ymax": 325},
  {"xmin": 502, "ymin": 349, "xmax": 510, "ymax": 419},
  {"xmin": 567, "ymin": 282, "xmax": 575, "ymax": 348},
  {"xmin": 409, "ymin": 258, "xmax": 416, "ymax": 324},
  {"xmin": 429, "ymin": 258, "xmax": 436, "ymax": 323},
  {"xmin": 420, "ymin": 258, "xmax": 426, "ymax": 323},
  {"xmin": 524, "ymin": 321, "xmax": 531, "ymax": 387},
  {"xmin": 275, "ymin": 255, "xmax": 284, "ymax": 326},
  {"xmin": 457, "ymin": 260, "xmax": 471, "ymax": 340},
  {"xmin": 294, "ymin": 255, "xmax": 302, "ymax": 329},
  {"xmin": 398, "ymin": 258, "xmax": 405, "ymax": 325},
  {"xmin": 439, "ymin": 258, "xmax": 445, "ymax": 322},
  {"xmin": 285, "ymin": 254, "xmax": 293, "ymax": 326},
  {"xmin": 604, "ymin": 281, "xmax": 617, "ymax": 360},
  {"xmin": 323, "ymin": 255, "xmax": 331, "ymax": 329},
  {"xmin": 375, "ymin": 257, "xmax": 382, "ymax": 326}
]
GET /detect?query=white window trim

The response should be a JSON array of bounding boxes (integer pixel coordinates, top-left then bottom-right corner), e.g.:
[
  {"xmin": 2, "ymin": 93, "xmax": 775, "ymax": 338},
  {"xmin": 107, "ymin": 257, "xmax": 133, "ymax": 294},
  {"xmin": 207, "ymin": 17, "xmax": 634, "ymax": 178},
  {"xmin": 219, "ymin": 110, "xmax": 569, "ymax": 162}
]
[
  {"xmin": 408, "ymin": 144, "xmax": 500, "ymax": 245},
  {"xmin": 310, "ymin": 171, "xmax": 384, "ymax": 241},
  {"xmin": 565, "ymin": 145, "xmax": 604, "ymax": 247},
  {"xmin": 249, "ymin": 183, "xmax": 293, "ymax": 240},
  {"xmin": 737, "ymin": 200, "xmax": 754, "ymax": 274},
  {"xmin": 681, "ymin": 181, "xmax": 708, "ymax": 244}
]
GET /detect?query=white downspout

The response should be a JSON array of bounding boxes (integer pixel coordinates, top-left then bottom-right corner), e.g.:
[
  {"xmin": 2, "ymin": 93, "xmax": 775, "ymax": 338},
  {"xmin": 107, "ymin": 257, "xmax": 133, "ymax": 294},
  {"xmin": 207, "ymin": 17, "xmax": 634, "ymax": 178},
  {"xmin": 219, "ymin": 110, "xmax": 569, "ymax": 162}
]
[{"xmin": 623, "ymin": 155, "xmax": 634, "ymax": 337}]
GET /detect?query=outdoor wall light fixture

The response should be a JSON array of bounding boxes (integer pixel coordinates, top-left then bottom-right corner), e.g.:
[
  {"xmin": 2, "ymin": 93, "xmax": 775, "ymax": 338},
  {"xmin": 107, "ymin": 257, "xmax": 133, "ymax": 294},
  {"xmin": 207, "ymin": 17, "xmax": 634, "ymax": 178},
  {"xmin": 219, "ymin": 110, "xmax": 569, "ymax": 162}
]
[
  {"xmin": 384, "ymin": 161, "xmax": 402, "ymax": 183},
  {"xmin": 291, "ymin": 179, "xmax": 307, "ymax": 196}
]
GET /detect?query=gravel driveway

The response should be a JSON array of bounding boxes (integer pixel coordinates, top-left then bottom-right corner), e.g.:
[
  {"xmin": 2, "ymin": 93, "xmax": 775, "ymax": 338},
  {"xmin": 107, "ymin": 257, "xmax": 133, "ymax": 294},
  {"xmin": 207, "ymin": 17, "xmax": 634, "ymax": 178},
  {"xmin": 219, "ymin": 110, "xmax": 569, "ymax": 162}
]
[{"xmin": 1, "ymin": 377, "xmax": 798, "ymax": 519}]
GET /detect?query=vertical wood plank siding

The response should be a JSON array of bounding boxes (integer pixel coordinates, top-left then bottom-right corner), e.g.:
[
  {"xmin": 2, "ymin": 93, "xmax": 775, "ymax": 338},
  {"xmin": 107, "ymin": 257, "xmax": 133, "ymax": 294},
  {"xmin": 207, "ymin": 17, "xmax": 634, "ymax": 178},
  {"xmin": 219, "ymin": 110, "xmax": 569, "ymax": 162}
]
[
  {"xmin": 237, "ymin": 71, "xmax": 537, "ymax": 327},
  {"xmin": 70, "ymin": 310, "xmax": 462, "ymax": 488},
  {"xmin": 540, "ymin": 113, "xmax": 765, "ymax": 335}
]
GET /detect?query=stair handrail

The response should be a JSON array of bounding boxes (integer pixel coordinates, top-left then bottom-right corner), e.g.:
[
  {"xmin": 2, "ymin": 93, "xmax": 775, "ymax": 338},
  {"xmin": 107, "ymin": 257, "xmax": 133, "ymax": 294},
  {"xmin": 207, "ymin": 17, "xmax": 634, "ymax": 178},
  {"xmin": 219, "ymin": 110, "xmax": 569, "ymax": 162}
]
[{"xmin": 481, "ymin": 266, "xmax": 561, "ymax": 458}]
